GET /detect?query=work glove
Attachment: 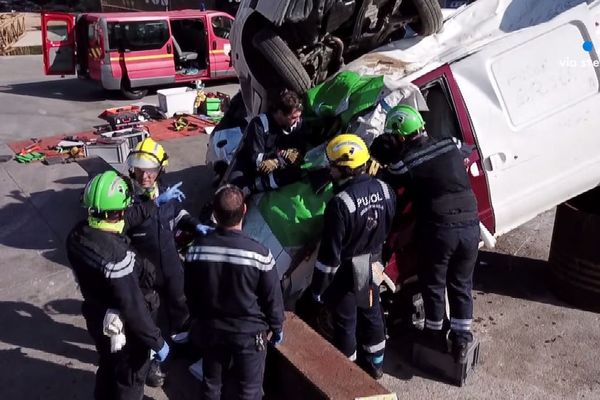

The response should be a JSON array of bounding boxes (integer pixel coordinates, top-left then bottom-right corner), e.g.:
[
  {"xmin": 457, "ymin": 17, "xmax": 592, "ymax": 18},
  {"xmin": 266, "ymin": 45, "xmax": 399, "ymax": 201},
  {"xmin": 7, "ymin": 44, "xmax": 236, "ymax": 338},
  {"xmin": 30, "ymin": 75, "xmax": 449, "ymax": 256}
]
[
  {"xmin": 196, "ymin": 224, "xmax": 215, "ymax": 235},
  {"xmin": 367, "ymin": 159, "xmax": 381, "ymax": 177},
  {"xmin": 270, "ymin": 330, "xmax": 284, "ymax": 346},
  {"xmin": 151, "ymin": 341, "xmax": 170, "ymax": 363},
  {"xmin": 103, "ymin": 309, "xmax": 123, "ymax": 335},
  {"xmin": 155, "ymin": 182, "xmax": 186, "ymax": 206},
  {"xmin": 278, "ymin": 148, "xmax": 301, "ymax": 165},
  {"xmin": 258, "ymin": 158, "xmax": 280, "ymax": 174},
  {"xmin": 103, "ymin": 309, "xmax": 126, "ymax": 353}
]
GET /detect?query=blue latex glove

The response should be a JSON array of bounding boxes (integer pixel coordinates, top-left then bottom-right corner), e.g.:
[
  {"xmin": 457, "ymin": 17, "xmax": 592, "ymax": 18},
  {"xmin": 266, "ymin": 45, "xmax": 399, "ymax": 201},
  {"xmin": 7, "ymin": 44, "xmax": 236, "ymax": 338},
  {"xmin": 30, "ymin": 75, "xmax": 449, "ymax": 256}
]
[
  {"xmin": 155, "ymin": 182, "xmax": 185, "ymax": 206},
  {"xmin": 196, "ymin": 224, "xmax": 215, "ymax": 235},
  {"xmin": 154, "ymin": 341, "xmax": 170, "ymax": 363},
  {"xmin": 270, "ymin": 330, "xmax": 283, "ymax": 346}
]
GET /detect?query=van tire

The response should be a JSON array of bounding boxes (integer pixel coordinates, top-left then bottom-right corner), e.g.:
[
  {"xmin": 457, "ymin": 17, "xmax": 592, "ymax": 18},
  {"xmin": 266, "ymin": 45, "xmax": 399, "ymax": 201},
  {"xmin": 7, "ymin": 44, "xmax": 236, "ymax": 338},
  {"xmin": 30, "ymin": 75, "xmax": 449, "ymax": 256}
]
[
  {"xmin": 407, "ymin": 0, "xmax": 443, "ymax": 36},
  {"xmin": 120, "ymin": 81, "xmax": 148, "ymax": 100},
  {"xmin": 252, "ymin": 28, "xmax": 311, "ymax": 95}
]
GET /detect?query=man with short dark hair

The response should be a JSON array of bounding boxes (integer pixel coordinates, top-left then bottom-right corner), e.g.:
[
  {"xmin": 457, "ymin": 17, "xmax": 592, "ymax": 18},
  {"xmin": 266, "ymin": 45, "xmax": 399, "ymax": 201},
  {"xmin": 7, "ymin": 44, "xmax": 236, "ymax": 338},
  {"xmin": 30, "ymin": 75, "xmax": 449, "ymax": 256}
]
[
  {"xmin": 184, "ymin": 184, "xmax": 284, "ymax": 399},
  {"xmin": 231, "ymin": 88, "xmax": 305, "ymax": 193}
]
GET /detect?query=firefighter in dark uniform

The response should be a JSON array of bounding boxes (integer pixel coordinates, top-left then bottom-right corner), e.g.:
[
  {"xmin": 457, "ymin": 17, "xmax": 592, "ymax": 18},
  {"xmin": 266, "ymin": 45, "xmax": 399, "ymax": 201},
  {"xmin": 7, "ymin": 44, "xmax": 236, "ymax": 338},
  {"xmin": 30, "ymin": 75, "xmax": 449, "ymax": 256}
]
[
  {"xmin": 125, "ymin": 137, "xmax": 212, "ymax": 386},
  {"xmin": 374, "ymin": 104, "xmax": 480, "ymax": 361},
  {"xmin": 230, "ymin": 88, "xmax": 305, "ymax": 193},
  {"xmin": 184, "ymin": 184, "xmax": 284, "ymax": 399},
  {"xmin": 310, "ymin": 134, "xmax": 396, "ymax": 379},
  {"xmin": 66, "ymin": 171, "xmax": 170, "ymax": 400}
]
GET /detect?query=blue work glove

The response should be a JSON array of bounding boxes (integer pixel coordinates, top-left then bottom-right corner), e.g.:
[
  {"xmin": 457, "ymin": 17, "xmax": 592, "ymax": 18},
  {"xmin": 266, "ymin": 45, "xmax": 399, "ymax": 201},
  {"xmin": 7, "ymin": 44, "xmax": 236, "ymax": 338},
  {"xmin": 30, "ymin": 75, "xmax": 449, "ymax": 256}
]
[
  {"xmin": 155, "ymin": 182, "xmax": 185, "ymax": 206},
  {"xmin": 196, "ymin": 224, "xmax": 215, "ymax": 235},
  {"xmin": 270, "ymin": 330, "xmax": 283, "ymax": 346},
  {"xmin": 153, "ymin": 341, "xmax": 170, "ymax": 363}
]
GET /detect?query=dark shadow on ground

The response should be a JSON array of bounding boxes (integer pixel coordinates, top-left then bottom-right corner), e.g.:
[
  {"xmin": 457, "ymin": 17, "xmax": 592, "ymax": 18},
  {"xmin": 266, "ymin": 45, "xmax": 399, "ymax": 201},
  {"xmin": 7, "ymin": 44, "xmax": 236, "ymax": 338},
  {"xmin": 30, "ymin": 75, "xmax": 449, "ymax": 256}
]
[
  {"xmin": 0, "ymin": 76, "xmax": 238, "ymax": 102},
  {"xmin": 473, "ymin": 251, "xmax": 575, "ymax": 310},
  {"xmin": 0, "ymin": 186, "xmax": 85, "ymax": 268},
  {"xmin": 0, "ymin": 301, "xmax": 96, "ymax": 365},
  {"xmin": 0, "ymin": 347, "xmax": 94, "ymax": 400},
  {"xmin": 0, "ymin": 78, "xmax": 109, "ymax": 102}
]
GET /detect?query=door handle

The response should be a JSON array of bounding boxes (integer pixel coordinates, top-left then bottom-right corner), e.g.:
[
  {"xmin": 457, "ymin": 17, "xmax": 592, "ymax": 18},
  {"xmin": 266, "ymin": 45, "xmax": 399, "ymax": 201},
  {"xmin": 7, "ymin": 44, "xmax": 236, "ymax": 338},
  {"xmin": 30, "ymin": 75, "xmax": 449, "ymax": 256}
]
[
  {"xmin": 167, "ymin": 44, "xmax": 172, "ymax": 54},
  {"xmin": 484, "ymin": 152, "xmax": 516, "ymax": 171},
  {"xmin": 212, "ymin": 41, "xmax": 217, "ymax": 50}
]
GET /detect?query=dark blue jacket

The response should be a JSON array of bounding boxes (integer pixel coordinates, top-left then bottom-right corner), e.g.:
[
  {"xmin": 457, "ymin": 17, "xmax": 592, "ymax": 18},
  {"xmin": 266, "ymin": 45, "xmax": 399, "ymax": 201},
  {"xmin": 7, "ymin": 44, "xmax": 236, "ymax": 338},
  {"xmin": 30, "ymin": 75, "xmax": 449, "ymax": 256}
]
[
  {"xmin": 126, "ymin": 183, "xmax": 199, "ymax": 333},
  {"xmin": 184, "ymin": 228, "xmax": 284, "ymax": 335},
  {"xmin": 312, "ymin": 174, "xmax": 396, "ymax": 296}
]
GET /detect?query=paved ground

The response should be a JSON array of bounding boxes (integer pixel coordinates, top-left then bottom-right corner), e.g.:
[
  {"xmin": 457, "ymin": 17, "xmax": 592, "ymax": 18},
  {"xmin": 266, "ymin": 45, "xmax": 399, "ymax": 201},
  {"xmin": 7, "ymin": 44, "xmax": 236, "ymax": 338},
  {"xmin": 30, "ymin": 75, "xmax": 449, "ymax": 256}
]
[{"xmin": 0, "ymin": 55, "xmax": 598, "ymax": 400}]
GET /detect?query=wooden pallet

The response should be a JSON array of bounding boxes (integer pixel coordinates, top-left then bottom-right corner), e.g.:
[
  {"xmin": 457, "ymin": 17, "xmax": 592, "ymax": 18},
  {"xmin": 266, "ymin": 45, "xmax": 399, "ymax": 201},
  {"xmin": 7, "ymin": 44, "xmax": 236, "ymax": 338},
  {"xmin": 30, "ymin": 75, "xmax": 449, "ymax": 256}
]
[{"xmin": 0, "ymin": 13, "xmax": 26, "ymax": 51}]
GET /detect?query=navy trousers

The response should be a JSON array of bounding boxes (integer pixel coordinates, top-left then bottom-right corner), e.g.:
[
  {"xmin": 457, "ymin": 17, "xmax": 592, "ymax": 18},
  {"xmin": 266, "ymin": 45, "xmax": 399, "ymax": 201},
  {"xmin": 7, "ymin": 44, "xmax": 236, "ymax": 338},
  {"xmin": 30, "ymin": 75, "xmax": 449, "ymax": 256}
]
[
  {"xmin": 82, "ymin": 303, "xmax": 152, "ymax": 400},
  {"xmin": 324, "ymin": 267, "xmax": 386, "ymax": 366},
  {"xmin": 200, "ymin": 330, "xmax": 267, "ymax": 400},
  {"xmin": 416, "ymin": 220, "xmax": 479, "ymax": 334}
]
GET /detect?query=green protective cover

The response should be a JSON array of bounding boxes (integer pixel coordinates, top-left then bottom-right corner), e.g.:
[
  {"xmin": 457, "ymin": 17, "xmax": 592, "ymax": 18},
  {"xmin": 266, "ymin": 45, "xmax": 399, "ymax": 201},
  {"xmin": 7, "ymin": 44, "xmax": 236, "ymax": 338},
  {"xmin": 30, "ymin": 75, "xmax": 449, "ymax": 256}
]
[
  {"xmin": 258, "ymin": 180, "xmax": 334, "ymax": 248},
  {"xmin": 305, "ymin": 70, "xmax": 385, "ymax": 128}
]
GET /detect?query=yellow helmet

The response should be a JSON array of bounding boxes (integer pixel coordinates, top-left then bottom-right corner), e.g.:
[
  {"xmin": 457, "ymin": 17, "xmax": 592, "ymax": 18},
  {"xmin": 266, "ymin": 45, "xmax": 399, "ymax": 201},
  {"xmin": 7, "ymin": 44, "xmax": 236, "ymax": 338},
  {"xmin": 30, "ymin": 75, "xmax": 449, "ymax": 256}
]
[
  {"xmin": 126, "ymin": 137, "xmax": 169, "ymax": 170},
  {"xmin": 326, "ymin": 133, "xmax": 370, "ymax": 169}
]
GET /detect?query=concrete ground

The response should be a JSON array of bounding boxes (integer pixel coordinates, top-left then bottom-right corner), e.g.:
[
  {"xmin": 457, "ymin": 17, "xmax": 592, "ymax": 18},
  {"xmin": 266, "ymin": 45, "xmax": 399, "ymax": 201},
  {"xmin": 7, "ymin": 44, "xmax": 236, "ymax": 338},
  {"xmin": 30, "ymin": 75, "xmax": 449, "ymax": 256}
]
[{"xmin": 0, "ymin": 55, "xmax": 598, "ymax": 400}]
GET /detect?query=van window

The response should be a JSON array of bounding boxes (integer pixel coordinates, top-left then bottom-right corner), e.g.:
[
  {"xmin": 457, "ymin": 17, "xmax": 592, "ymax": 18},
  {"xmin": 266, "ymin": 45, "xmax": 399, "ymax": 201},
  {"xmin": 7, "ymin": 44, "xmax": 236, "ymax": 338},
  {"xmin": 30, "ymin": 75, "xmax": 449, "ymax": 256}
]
[
  {"xmin": 47, "ymin": 20, "xmax": 69, "ymax": 42},
  {"xmin": 108, "ymin": 20, "xmax": 169, "ymax": 51},
  {"xmin": 211, "ymin": 16, "xmax": 232, "ymax": 39},
  {"xmin": 420, "ymin": 79, "xmax": 463, "ymax": 142}
]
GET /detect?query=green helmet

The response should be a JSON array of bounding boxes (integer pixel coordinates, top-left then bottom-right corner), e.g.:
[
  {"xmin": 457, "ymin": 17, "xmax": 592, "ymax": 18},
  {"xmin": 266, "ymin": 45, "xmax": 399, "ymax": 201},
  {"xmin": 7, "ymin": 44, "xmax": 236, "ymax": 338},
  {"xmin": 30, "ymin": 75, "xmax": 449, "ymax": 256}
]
[
  {"xmin": 83, "ymin": 171, "xmax": 132, "ymax": 213},
  {"xmin": 384, "ymin": 104, "xmax": 425, "ymax": 136}
]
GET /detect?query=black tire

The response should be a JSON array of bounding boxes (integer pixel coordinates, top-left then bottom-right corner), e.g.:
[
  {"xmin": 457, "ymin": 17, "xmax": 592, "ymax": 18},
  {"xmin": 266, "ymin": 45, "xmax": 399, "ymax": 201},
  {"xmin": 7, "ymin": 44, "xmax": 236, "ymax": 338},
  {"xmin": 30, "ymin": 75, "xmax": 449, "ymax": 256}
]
[
  {"xmin": 407, "ymin": 0, "xmax": 443, "ymax": 36},
  {"xmin": 120, "ymin": 81, "xmax": 148, "ymax": 100},
  {"xmin": 252, "ymin": 28, "xmax": 311, "ymax": 95}
]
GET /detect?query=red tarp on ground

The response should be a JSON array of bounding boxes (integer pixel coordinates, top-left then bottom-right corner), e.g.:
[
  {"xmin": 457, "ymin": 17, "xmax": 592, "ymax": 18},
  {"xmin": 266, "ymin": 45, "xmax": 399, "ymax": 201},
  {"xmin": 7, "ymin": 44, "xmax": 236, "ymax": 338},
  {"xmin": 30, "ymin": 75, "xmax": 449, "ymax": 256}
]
[{"xmin": 7, "ymin": 114, "xmax": 215, "ymax": 159}]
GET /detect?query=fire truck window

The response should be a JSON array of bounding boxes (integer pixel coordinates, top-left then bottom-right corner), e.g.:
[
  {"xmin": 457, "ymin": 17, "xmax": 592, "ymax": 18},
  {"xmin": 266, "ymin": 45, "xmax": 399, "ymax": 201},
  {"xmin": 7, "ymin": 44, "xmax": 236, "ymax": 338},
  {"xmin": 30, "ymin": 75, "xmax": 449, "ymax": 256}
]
[
  {"xmin": 211, "ymin": 16, "xmax": 232, "ymax": 39},
  {"xmin": 108, "ymin": 20, "xmax": 169, "ymax": 51},
  {"xmin": 47, "ymin": 20, "xmax": 68, "ymax": 42}
]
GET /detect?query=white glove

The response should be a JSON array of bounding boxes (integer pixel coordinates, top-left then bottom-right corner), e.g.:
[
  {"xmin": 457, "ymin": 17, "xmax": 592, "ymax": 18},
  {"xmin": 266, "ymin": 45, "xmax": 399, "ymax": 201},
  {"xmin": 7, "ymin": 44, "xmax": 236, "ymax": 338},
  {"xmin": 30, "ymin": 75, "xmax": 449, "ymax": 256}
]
[
  {"xmin": 103, "ymin": 309, "xmax": 124, "ymax": 336},
  {"xmin": 103, "ymin": 309, "xmax": 126, "ymax": 353},
  {"xmin": 110, "ymin": 333, "xmax": 127, "ymax": 353}
]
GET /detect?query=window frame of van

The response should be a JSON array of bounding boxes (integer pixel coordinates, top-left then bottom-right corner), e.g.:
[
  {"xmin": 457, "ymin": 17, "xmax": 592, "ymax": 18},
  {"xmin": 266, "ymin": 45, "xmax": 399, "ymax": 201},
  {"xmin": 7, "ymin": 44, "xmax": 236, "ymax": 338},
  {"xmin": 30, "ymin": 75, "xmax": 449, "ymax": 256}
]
[{"xmin": 107, "ymin": 19, "xmax": 170, "ymax": 52}]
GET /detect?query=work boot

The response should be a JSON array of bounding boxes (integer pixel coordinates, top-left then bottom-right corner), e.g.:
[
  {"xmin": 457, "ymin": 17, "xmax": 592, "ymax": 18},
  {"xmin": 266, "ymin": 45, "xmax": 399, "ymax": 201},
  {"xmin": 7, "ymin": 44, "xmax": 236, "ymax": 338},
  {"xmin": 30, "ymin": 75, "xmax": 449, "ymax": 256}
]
[
  {"xmin": 364, "ymin": 363, "xmax": 384, "ymax": 380},
  {"xmin": 420, "ymin": 328, "xmax": 448, "ymax": 353},
  {"xmin": 358, "ymin": 358, "xmax": 384, "ymax": 380},
  {"xmin": 146, "ymin": 359, "xmax": 166, "ymax": 387},
  {"xmin": 449, "ymin": 330, "xmax": 474, "ymax": 363}
]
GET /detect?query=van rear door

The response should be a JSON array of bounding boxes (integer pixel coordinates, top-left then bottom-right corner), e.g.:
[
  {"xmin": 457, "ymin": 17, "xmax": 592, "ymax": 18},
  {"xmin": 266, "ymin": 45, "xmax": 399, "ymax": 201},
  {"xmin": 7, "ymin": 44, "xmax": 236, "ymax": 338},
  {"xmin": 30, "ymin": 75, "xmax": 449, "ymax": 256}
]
[
  {"xmin": 451, "ymin": 3, "xmax": 600, "ymax": 236},
  {"xmin": 208, "ymin": 13, "xmax": 236, "ymax": 78},
  {"xmin": 42, "ymin": 12, "xmax": 76, "ymax": 75}
]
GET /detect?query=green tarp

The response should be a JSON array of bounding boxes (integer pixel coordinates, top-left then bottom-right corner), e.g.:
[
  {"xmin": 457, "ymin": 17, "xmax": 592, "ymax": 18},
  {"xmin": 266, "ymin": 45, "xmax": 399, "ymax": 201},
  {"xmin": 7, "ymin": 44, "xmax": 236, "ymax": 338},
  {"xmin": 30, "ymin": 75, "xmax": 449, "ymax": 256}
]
[{"xmin": 258, "ymin": 181, "xmax": 333, "ymax": 248}]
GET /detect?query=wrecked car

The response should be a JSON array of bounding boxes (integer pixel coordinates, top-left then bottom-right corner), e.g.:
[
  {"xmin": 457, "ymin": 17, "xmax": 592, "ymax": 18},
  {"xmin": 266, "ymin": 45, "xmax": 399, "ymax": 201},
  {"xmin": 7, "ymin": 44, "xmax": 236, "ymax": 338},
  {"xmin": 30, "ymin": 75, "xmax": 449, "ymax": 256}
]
[{"xmin": 231, "ymin": 0, "xmax": 444, "ymax": 115}]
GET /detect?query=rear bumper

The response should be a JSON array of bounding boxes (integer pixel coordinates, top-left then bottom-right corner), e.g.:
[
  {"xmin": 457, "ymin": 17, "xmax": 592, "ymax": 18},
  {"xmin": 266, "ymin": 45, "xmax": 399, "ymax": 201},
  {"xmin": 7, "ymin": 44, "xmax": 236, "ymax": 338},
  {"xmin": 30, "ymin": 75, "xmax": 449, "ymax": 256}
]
[{"xmin": 100, "ymin": 64, "xmax": 120, "ymax": 90}]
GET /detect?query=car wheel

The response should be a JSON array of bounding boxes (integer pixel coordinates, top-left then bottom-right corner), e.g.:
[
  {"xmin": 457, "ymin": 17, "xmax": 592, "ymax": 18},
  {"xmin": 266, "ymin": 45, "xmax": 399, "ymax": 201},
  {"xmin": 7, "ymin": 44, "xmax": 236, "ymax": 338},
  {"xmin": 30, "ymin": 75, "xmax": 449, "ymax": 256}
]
[
  {"xmin": 407, "ymin": 0, "xmax": 443, "ymax": 36},
  {"xmin": 120, "ymin": 80, "xmax": 149, "ymax": 100},
  {"xmin": 252, "ymin": 28, "xmax": 312, "ymax": 95}
]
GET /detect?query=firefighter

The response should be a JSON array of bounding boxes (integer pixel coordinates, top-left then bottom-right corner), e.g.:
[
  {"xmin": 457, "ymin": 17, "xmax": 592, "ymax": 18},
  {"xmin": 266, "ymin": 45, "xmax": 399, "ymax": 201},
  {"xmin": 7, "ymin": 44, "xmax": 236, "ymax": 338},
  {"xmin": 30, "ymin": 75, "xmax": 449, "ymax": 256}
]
[
  {"xmin": 230, "ymin": 88, "xmax": 305, "ymax": 193},
  {"xmin": 184, "ymin": 184, "xmax": 284, "ymax": 400},
  {"xmin": 374, "ymin": 104, "xmax": 480, "ymax": 361},
  {"xmin": 125, "ymin": 137, "xmax": 212, "ymax": 387},
  {"xmin": 66, "ymin": 171, "xmax": 169, "ymax": 400},
  {"xmin": 310, "ymin": 134, "xmax": 396, "ymax": 379}
]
